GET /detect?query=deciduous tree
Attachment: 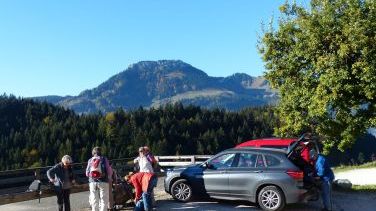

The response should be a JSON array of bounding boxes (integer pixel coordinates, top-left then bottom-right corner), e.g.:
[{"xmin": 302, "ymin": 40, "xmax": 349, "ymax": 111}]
[{"xmin": 259, "ymin": 0, "xmax": 376, "ymax": 152}]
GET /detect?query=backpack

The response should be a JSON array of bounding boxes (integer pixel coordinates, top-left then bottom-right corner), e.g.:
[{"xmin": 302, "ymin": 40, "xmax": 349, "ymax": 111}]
[{"xmin": 89, "ymin": 156, "xmax": 106, "ymax": 179}]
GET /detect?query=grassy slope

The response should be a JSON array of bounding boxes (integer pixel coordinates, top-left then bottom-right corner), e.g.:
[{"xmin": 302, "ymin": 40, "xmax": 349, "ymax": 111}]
[
  {"xmin": 333, "ymin": 161, "xmax": 376, "ymax": 173},
  {"xmin": 333, "ymin": 161, "xmax": 376, "ymax": 192}
]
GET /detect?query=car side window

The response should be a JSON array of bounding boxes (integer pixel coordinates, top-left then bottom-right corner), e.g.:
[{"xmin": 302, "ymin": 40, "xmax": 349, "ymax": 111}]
[
  {"xmin": 256, "ymin": 155, "xmax": 265, "ymax": 168},
  {"xmin": 265, "ymin": 155, "xmax": 281, "ymax": 167},
  {"xmin": 237, "ymin": 153, "xmax": 257, "ymax": 168},
  {"xmin": 208, "ymin": 153, "xmax": 236, "ymax": 169}
]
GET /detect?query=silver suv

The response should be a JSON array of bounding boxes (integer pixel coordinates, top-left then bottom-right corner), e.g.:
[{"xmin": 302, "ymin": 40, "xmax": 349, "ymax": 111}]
[{"xmin": 164, "ymin": 147, "xmax": 308, "ymax": 211}]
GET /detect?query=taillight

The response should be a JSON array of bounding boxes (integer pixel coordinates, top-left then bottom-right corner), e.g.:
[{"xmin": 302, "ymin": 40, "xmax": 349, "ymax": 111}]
[{"xmin": 286, "ymin": 170, "xmax": 304, "ymax": 180}]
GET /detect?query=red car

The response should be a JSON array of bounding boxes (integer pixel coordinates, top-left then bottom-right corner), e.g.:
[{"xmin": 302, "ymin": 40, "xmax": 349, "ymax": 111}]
[
  {"xmin": 235, "ymin": 138, "xmax": 297, "ymax": 149},
  {"xmin": 236, "ymin": 135, "xmax": 320, "ymax": 164}
]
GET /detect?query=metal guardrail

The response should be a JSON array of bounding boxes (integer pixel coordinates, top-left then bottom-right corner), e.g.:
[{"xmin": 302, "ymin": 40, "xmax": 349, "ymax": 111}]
[
  {"xmin": 156, "ymin": 155, "xmax": 212, "ymax": 167},
  {"xmin": 0, "ymin": 155, "xmax": 212, "ymax": 205}
]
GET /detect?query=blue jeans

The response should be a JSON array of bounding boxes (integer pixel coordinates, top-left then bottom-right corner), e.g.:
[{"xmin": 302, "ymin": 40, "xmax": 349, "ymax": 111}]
[
  {"xmin": 134, "ymin": 199, "xmax": 144, "ymax": 211},
  {"xmin": 321, "ymin": 181, "xmax": 332, "ymax": 210},
  {"xmin": 133, "ymin": 193, "xmax": 152, "ymax": 211},
  {"xmin": 142, "ymin": 192, "xmax": 152, "ymax": 211},
  {"xmin": 143, "ymin": 176, "xmax": 158, "ymax": 211}
]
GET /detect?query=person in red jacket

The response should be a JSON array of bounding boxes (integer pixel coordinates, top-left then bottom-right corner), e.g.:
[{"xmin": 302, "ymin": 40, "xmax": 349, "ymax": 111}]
[{"xmin": 125, "ymin": 172, "xmax": 155, "ymax": 211}]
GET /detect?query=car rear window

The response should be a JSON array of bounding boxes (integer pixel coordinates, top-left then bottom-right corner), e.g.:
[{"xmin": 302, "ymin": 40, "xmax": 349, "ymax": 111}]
[
  {"xmin": 265, "ymin": 155, "xmax": 281, "ymax": 167},
  {"xmin": 261, "ymin": 145, "xmax": 288, "ymax": 150}
]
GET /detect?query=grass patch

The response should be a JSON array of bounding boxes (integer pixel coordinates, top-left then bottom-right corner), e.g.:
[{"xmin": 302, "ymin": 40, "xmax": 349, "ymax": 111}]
[
  {"xmin": 351, "ymin": 184, "xmax": 376, "ymax": 192},
  {"xmin": 333, "ymin": 161, "xmax": 376, "ymax": 173},
  {"xmin": 335, "ymin": 184, "xmax": 376, "ymax": 193}
]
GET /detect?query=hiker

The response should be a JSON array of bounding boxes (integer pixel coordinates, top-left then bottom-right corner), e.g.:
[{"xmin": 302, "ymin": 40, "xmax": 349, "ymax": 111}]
[
  {"xmin": 134, "ymin": 147, "xmax": 153, "ymax": 173},
  {"xmin": 47, "ymin": 155, "xmax": 75, "ymax": 211},
  {"xmin": 310, "ymin": 149, "xmax": 335, "ymax": 211},
  {"xmin": 125, "ymin": 171, "xmax": 155, "ymax": 211},
  {"xmin": 301, "ymin": 142, "xmax": 316, "ymax": 184},
  {"xmin": 143, "ymin": 146, "xmax": 158, "ymax": 169},
  {"xmin": 86, "ymin": 146, "xmax": 113, "ymax": 211},
  {"xmin": 134, "ymin": 147, "xmax": 158, "ymax": 205}
]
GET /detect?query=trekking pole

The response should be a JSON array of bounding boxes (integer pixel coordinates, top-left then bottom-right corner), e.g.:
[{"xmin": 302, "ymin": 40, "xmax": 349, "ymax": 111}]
[{"xmin": 34, "ymin": 170, "xmax": 42, "ymax": 203}]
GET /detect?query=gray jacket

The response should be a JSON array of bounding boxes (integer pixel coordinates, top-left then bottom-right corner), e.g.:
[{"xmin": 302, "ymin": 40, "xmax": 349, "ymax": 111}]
[{"xmin": 47, "ymin": 163, "xmax": 74, "ymax": 190}]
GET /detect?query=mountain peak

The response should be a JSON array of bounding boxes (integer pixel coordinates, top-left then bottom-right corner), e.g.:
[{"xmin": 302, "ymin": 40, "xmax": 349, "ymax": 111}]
[
  {"xmin": 227, "ymin": 73, "xmax": 253, "ymax": 80},
  {"xmin": 119, "ymin": 60, "xmax": 209, "ymax": 81},
  {"xmin": 127, "ymin": 60, "xmax": 192, "ymax": 71}
]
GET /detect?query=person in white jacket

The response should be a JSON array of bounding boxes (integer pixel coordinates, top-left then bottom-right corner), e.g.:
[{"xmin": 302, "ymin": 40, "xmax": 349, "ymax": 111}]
[
  {"xmin": 133, "ymin": 146, "xmax": 158, "ymax": 207},
  {"xmin": 134, "ymin": 147, "xmax": 154, "ymax": 173}
]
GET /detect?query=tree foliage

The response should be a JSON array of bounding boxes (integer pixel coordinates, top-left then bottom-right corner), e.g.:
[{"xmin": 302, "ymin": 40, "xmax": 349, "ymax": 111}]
[
  {"xmin": 259, "ymin": 0, "xmax": 376, "ymax": 152},
  {"xmin": 0, "ymin": 95, "xmax": 277, "ymax": 171}
]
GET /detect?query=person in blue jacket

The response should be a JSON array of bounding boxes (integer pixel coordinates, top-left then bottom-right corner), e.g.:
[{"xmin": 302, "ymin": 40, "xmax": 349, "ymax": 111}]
[{"xmin": 309, "ymin": 149, "xmax": 335, "ymax": 211}]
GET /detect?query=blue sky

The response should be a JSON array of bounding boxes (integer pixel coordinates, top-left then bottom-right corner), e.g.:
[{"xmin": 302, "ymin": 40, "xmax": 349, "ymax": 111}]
[{"xmin": 0, "ymin": 0, "xmax": 296, "ymax": 97}]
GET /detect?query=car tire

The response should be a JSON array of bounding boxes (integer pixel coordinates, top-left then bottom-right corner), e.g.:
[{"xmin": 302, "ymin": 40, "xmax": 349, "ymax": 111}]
[
  {"xmin": 257, "ymin": 186, "xmax": 286, "ymax": 211},
  {"xmin": 170, "ymin": 179, "xmax": 193, "ymax": 202}
]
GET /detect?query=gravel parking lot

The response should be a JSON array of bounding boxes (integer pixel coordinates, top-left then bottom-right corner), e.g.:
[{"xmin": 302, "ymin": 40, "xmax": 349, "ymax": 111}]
[{"xmin": 2, "ymin": 177, "xmax": 376, "ymax": 211}]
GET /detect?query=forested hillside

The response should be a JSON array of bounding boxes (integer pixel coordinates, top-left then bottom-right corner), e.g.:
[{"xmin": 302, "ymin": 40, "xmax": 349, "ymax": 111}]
[
  {"xmin": 1, "ymin": 95, "xmax": 374, "ymax": 171},
  {"xmin": 0, "ymin": 95, "xmax": 277, "ymax": 170}
]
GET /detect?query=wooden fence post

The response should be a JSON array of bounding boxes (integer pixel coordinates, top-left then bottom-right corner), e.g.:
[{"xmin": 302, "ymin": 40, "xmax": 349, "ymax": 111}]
[
  {"xmin": 34, "ymin": 169, "xmax": 41, "ymax": 180},
  {"xmin": 191, "ymin": 156, "xmax": 195, "ymax": 164}
]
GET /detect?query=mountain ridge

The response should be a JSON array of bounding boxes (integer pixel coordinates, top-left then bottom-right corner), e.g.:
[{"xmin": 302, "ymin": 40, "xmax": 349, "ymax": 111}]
[{"xmin": 33, "ymin": 60, "xmax": 277, "ymax": 113}]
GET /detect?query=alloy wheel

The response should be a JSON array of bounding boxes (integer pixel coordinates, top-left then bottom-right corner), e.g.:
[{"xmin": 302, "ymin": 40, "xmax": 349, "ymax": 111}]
[
  {"xmin": 260, "ymin": 190, "xmax": 280, "ymax": 209},
  {"xmin": 172, "ymin": 182, "xmax": 191, "ymax": 201}
]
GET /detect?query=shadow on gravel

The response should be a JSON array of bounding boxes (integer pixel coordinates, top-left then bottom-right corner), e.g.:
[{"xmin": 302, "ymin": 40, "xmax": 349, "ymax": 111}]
[
  {"xmin": 156, "ymin": 198, "xmax": 257, "ymax": 211},
  {"xmin": 155, "ymin": 198, "xmax": 322, "ymax": 211}
]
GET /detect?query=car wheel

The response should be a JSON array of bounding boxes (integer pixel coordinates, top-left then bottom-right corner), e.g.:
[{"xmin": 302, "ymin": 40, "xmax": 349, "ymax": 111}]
[
  {"xmin": 171, "ymin": 179, "xmax": 193, "ymax": 202},
  {"xmin": 257, "ymin": 186, "xmax": 285, "ymax": 211}
]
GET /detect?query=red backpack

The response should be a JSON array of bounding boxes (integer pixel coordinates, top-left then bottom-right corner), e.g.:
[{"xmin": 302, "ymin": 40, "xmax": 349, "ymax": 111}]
[{"xmin": 89, "ymin": 156, "xmax": 106, "ymax": 179}]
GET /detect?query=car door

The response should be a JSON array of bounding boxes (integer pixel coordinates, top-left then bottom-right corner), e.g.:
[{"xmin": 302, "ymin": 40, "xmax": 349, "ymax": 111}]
[
  {"xmin": 227, "ymin": 153, "xmax": 266, "ymax": 200},
  {"xmin": 201, "ymin": 153, "xmax": 236, "ymax": 196}
]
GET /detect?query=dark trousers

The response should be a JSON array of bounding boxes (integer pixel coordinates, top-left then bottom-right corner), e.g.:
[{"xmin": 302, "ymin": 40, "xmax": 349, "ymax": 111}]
[
  {"xmin": 321, "ymin": 181, "xmax": 332, "ymax": 210},
  {"xmin": 55, "ymin": 188, "xmax": 71, "ymax": 211}
]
